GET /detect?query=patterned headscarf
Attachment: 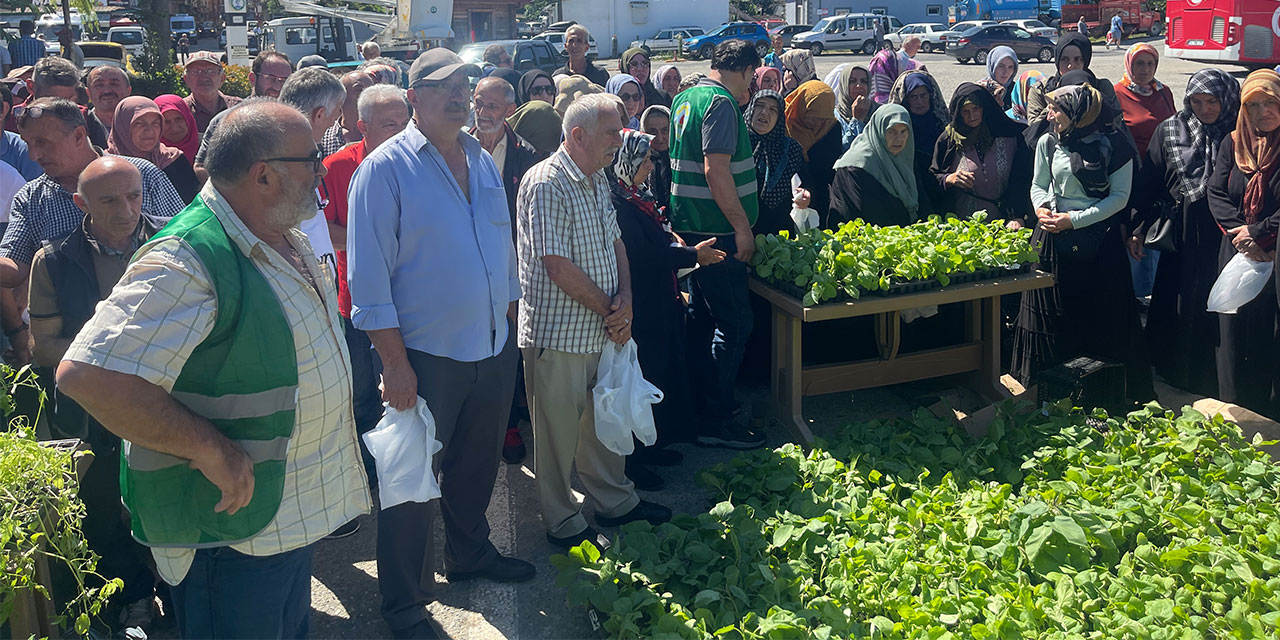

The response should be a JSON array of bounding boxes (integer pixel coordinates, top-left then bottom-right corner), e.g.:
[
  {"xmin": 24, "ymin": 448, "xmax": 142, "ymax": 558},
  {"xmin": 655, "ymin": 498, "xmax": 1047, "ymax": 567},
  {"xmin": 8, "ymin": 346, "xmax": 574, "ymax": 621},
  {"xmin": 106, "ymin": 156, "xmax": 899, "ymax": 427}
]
[
  {"xmin": 1050, "ymin": 84, "xmax": 1126, "ymax": 197},
  {"xmin": 1050, "ymin": 84, "xmax": 1104, "ymax": 139},
  {"xmin": 1007, "ymin": 70, "xmax": 1046, "ymax": 123},
  {"xmin": 1122, "ymin": 43, "xmax": 1166, "ymax": 97},
  {"xmin": 612, "ymin": 128, "xmax": 653, "ymax": 187},
  {"xmin": 834, "ymin": 104, "xmax": 918, "ymax": 217},
  {"xmin": 1158, "ymin": 69, "xmax": 1240, "ymax": 202},
  {"xmin": 1233, "ymin": 69, "xmax": 1280, "ymax": 223},
  {"xmin": 890, "ymin": 70, "xmax": 948, "ymax": 156},
  {"xmin": 746, "ymin": 90, "xmax": 805, "ymax": 213},
  {"xmin": 780, "ymin": 49, "xmax": 816, "ymax": 86},
  {"xmin": 784, "ymin": 80, "xmax": 837, "ymax": 159},
  {"xmin": 108, "ymin": 96, "xmax": 184, "ymax": 169}
]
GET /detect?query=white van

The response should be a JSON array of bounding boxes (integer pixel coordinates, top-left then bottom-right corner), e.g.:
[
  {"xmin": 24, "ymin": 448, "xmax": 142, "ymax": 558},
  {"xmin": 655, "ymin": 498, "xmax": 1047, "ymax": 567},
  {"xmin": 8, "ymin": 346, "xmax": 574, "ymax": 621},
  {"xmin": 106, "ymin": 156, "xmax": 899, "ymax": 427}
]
[
  {"xmin": 107, "ymin": 26, "xmax": 146, "ymax": 57},
  {"xmin": 790, "ymin": 13, "xmax": 902, "ymax": 55},
  {"xmin": 263, "ymin": 16, "xmax": 358, "ymax": 63}
]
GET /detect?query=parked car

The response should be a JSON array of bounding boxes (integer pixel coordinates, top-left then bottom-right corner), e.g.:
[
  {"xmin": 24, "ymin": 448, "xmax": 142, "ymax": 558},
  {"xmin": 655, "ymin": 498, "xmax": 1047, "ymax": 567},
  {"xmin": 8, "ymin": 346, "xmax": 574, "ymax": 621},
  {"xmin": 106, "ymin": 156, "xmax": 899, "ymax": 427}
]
[
  {"xmin": 683, "ymin": 21, "xmax": 772, "ymax": 59},
  {"xmin": 199, "ymin": 21, "xmax": 217, "ymax": 38},
  {"xmin": 946, "ymin": 24, "xmax": 1055, "ymax": 64},
  {"xmin": 545, "ymin": 20, "xmax": 577, "ymax": 33},
  {"xmin": 790, "ymin": 13, "xmax": 902, "ymax": 55},
  {"xmin": 106, "ymin": 25, "xmax": 145, "ymax": 57},
  {"xmin": 460, "ymin": 39, "xmax": 564, "ymax": 74},
  {"xmin": 630, "ymin": 26, "xmax": 705, "ymax": 54},
  {"xmin": 79, "ymin": 41, "xmax": 133, "ymax": 72},
  {"xmin": 533, "ymin": 31, "xmax": 598, "ymax": 61},
  {"xmin": 769, "ymin": 23, "xmax": 812, "ymax": 47},
  {"xmin": 938, "ymin": 19, "xmax": 997, "ymax": 44},
  {"xmin": 883, "ymin": 22, "xmax": 948, "ymax": 53},
  {"xmin": 1001, "ymin": 19, "xmax": 1057, "ymax": 40}
]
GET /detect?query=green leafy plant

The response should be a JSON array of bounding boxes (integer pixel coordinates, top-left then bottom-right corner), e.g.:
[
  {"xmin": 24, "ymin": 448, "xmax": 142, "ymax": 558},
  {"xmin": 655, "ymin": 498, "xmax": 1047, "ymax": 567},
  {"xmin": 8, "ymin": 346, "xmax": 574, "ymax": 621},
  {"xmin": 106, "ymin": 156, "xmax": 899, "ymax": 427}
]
[
  {"xmin": 554, "ymin": 404, "xmax": 1280, "ymax": 638},
  {"xmin": 751, "ymin": 213, "xmax": 1039, "ymax": 306},
  {"xmin": 1, "ymin": 364, "xmax": 120, "ymax": 637}
]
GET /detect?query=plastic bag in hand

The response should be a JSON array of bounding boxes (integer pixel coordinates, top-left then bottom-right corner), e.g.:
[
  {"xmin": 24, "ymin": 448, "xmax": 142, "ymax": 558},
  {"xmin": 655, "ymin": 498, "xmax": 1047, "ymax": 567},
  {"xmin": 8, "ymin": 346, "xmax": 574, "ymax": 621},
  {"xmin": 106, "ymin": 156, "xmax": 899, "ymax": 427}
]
[
  {"xmin": 592, "ymin": 339, "xmax": 663, "ymax": 455},
  {"xmin": 361, "ymin": 396, "xmax": 442, "ymax": 509},
  {"xmin": 1207, "ymin": 252, "xmax": 1274, "ymax": 315},
  {"xmin": 788, "ymin": 174, "xmax": 820, "ymax": 232}
]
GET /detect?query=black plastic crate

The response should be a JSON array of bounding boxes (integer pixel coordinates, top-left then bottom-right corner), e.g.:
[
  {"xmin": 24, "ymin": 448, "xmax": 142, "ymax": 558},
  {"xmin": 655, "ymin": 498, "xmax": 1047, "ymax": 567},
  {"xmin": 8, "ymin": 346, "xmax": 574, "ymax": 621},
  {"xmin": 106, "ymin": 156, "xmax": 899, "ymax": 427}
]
[{"xmin": 1037, "ymin": 356, "xmax": 1128, "ymax": 415}]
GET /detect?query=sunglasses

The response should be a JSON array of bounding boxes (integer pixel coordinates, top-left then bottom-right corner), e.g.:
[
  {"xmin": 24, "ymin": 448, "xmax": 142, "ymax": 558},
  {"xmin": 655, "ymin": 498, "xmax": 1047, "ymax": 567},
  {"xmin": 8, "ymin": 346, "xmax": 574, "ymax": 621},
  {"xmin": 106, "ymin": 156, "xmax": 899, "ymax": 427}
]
[
  {"xmin": 265, "ymin": 149, "xmax": 324, "ymax": 173},
  {"xmin": 530, "ymin": 85, "xmax": 555, "ymax": 96},
  {"xmin": 618, "ymin": 92, "xmax": 642, "ymax": 103},
  {"xmin": 12, "ymin": 105, "xmax": 44, "ymax": 119}
]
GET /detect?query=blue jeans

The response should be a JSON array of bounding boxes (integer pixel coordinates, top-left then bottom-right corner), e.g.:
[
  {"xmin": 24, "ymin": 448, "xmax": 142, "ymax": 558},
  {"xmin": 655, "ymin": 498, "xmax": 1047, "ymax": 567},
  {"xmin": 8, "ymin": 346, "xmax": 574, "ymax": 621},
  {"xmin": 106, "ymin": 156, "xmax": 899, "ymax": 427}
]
[
  {"xmin": 1129, "ymin": 248, "xmax": 1161, "ymax": 299},
  {"xmin": 171, "ymin": 545, "xmax": 313, "ymax": 639},
  {"xmin": 686, "ymin": 233, "xmax": 753, "ymax": 427},
  {"xmin": 345, "ymin": 317, "xmax": 383, "ymax": 485}
]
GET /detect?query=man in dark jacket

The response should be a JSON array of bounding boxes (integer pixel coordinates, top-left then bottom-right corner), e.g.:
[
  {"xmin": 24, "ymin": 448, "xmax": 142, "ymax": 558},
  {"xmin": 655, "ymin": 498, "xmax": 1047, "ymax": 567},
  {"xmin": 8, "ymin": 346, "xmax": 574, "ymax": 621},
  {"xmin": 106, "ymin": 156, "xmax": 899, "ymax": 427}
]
[
  {"xmin": 469, "ymin": 75, "xmax": 543, "ymax": 464},
  {"xmin": 27, "ymin": 156, "xmax": 164, "ymax": 633},
  {"xmin": 552, "ymin": 24, "xmax": 610, "ymax": 86}
]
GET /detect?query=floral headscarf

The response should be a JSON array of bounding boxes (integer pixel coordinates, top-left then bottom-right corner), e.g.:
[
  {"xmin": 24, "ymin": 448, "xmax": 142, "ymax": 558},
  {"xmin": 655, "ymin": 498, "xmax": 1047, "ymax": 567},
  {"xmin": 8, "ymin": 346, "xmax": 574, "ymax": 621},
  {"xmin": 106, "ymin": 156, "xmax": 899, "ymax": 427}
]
[
  {"xmin": 1122, "ymin": 43, "xmax": 1166, "ymax": 97},
  {"xmin": 780, "ymin": 49, "xmax": 816, "ymax": 89},
  {"xmin": 1007, "ymin": 70, "xmax": 1046, "ymax": 123},
  {"xmin": 612, "ymin": 128, "xmax": 653, "ymax": 187}
]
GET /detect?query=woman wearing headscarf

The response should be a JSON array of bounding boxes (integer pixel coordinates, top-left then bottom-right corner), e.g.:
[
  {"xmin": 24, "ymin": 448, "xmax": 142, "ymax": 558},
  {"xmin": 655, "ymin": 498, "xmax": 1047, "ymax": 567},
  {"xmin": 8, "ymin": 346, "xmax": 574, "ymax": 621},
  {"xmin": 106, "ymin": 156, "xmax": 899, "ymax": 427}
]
[
  {"xmin": 619, "ymin": 47, "xmax": 665, "ymax": 108},
  {"xmin": 746, "ymin": 90, "xmax": 808, "ymax": 234},
  {"xmin": 754, "ymin": 66, "xmax": 783, "ymax": 96},
  {"xmin": 554, "ymin": 74, "xmax": 603, "ymax": 118},
  {"xmin": 785, "ymin": 80, "xmax": 842, "ymax": 218},
  {"xmin": 1206, "ymin": 69, "xmax": 1280, "ymax": 418},
  {"xmin": 930, "ymin": 83, "xmax": 1033, "ymax": 223},
  {"xmin": 1006, "ymin": 70, "xmax": 1046, "ymax": 125},
  {"xmin": 1012, "ymin": 83, "xmax": 1153, "ymax": 402},
  {"xmin": 1025, "ymin": 32, "xmax": 1126, "ymax": 143},
  {"xmin": 889, "ymin": 70, "xmax": 949, "ymax": 212},
  {"xmin": 829, "ymin": 104, "xmax": 934, "ymax": 226},
  {"xmin": 606, "ymin": 73, "xmax": 645, "ymax": 128},
  {"xmin": 609, "ymin": 129, "xmax": 725, "ymax": 486},
  {"xmin": 652, "ymin": 64, "xmax": 681, "ymax": 103},
  {"xmin": 640, "ymin": 105, "xmax": 673, "ymax": 209},
  {"xmin": 507, "ymin": 100, "xmax": 562, "ymax": 156},
  {"xmin": 1133, "ymin": 69, "xmax": 1239, "ymax": 396},
  {"xmin": 833, "ymin": 65, "xmax": 878, "ymax": 151},
  {"xmin": 978, "ymin": 46, "xmax": 1019, "ymax": 111},
  {"xmin": 868, "ymin": 45, "xmax": 916, "ymax": 104},
  {"xmin": 779, "ymin": 49, "xmax": 816, "ymax": 94},
  {"xmin": 108, "ymin": 96, "xmax": 199, "ymax": 202},
  {"xmin": 1115, "ymin": 43, "xmax": 1176, "ymax": 156},
  {"xmin": 516, "ymin": 69, "xmax": 555, "ymax": 105},
  {"xmin": 154, "ymin": 93, "xmax": 199, "ymax": 166}
]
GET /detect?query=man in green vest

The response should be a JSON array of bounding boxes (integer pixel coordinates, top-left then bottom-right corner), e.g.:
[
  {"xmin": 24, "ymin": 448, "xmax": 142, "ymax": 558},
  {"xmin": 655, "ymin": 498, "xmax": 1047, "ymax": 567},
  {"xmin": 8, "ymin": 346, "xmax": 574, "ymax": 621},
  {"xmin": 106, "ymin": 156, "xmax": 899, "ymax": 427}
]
[
  {"xmin": 669, "ymin": 39, "xmax": 767, "ymax": 450},
  {"xmin": 57, "ymin": 100, "xmax": 371, "ymax": 639}
]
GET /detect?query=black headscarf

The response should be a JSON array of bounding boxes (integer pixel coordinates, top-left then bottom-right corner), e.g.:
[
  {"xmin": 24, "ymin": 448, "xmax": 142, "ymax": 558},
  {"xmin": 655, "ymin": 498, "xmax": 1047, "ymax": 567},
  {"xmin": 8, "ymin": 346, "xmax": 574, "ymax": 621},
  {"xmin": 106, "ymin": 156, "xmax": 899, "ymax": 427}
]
[
  {"xmin": 489, "ymin": 67, "xmax": 522, "ymax": 92},
  {"xmin": 517, "ymin": 69, "xmax": 554, "ymax": 105},
  {"xmin": 1158, "ymin": 69, "xmax": 1241, "ymax": 202},
  {"xmin": 1049, "ymin": 84, "xmax": 1135, "ymax": 198},
  {"xmin": 942, "ymin": 82, "xmax": 1024, "ymax": 158},
  {"xmin": 1052, "ymin": 32, "xmax": 1093, "ymax": 83},
  {"xmin": 746, "ymin": 90, "xmax": 806, "ymax": 214}
]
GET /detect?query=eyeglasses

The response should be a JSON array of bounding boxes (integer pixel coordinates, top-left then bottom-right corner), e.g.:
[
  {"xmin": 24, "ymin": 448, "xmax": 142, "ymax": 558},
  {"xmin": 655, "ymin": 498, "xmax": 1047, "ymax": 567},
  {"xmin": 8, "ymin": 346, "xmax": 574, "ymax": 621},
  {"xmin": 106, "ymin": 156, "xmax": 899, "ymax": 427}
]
[
  {"xmin": 257, "ymin": 72, "xmax": 289, "ymax": 85},
  {"xmin": 186, "ymin": 67, "xmax": 224, "ymax": 77},
  {"xmin": 265, "ymin": 149, "xmax": 323, "ymax": 173},
  {"xmin": 411, "ymin": 80, "xmax": 471, "ymax": 96},
  {"xmin": 618, "ymin": 92, "xmax": 642, "ymax": 103},
  {"xmin": 530, "ymin": 85, "xmax": 555, "ymax": 96},
  {"xmin": 12, "ymin": 105, "xmax": 44, "ymax": 119}
]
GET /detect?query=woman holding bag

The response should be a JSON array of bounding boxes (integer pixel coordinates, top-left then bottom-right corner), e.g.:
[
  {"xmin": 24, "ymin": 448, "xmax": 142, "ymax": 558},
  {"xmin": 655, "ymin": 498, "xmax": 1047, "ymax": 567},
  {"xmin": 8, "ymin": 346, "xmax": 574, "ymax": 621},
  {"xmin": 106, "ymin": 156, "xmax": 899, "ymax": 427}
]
[
  {"xmin": 1206, "ymin": 69, "xmax": 1280, "ymax": 418},
  {"xmin": 1135, "ymin": 69, "xmax": 1239, "ymax": 396},
  {"xmin": 1011, "ymin": 84, "xmax": 1153, "ymax": 401},
  {"xmin": 609, "ymin": 129, "xmax": 725, "ymax": 489}
]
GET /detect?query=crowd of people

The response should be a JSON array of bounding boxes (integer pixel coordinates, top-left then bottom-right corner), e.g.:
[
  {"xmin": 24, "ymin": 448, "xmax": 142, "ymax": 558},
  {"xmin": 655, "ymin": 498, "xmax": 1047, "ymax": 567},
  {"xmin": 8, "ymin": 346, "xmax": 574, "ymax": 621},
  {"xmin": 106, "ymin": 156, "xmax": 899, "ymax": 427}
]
[{"xmin": 0, "ymin": 20, "xmax": 1277, "ymax": 640}]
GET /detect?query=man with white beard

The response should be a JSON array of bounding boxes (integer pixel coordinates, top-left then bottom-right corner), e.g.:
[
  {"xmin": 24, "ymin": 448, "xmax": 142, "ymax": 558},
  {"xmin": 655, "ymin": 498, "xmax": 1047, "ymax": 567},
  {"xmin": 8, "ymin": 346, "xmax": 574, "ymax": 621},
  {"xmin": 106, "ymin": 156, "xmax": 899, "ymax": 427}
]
[{"xmin": 56, "ymin": 100, "xmax": 370, "ymax": 639}]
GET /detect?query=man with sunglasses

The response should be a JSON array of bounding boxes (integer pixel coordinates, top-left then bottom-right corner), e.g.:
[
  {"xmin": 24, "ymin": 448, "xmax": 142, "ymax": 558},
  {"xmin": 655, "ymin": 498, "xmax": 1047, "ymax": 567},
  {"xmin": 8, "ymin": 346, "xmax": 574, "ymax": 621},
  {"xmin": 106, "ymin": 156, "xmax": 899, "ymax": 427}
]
[
  {"xmin": 182, "ymin": 52, "xmax": 242, "ymax": 135},
  {"xmin": 191, "ymin": 51, "xmax": 294, "ymax": 183},
  {"xmin": 348, "ymin": 48, "xmax": 535, "ymax": 640}
]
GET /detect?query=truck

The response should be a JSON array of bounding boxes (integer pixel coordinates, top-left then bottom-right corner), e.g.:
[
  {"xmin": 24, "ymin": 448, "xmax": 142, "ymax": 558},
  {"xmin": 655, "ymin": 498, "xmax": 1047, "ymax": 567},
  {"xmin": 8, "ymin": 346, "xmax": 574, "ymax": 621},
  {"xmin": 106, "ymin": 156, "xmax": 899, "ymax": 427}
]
[
  {"xmin": 1060, "ymin": 0, "xmax": 1162, "ymax": 37},
  {"xmin": 950, "ymin": 0, "xmax": 1048, "ymax": 24}
]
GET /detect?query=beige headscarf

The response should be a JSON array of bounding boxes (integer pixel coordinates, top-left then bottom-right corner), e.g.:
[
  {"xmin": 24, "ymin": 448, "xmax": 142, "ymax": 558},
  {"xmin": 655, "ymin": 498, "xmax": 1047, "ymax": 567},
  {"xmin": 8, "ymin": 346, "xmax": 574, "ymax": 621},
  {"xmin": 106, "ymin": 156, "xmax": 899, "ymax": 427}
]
[{"xmin": 554, "ymin": 74, "xmax": 603, "ymax": 118}]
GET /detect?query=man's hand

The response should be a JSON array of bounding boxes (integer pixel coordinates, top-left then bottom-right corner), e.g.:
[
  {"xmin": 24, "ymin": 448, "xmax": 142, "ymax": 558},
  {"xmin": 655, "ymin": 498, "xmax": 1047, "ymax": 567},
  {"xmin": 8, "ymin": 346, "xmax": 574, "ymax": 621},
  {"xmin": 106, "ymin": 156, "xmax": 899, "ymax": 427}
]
[
  {"xmin": 695, "ymin": 237, "xmax": 726, "ymax": 266},
  {"xmin": 379, "ymin": 360, "xmax": 418, "ymax": 411},
  {"xmin": 189, "ymin": 436, "xmax": 256, "ymax": 515},
  {"xmin": 605, "ymin": 292, "xmax": 633, "ymax": 345},
  {"xmin": 4, "ymin": 327, "xmax": 30, "ymax": 365},
  {"xmin": 1126, "ymin": 234, "xmax": 1145, "ymax": 261},
  {"xmin": 734, "ymin": 228, "xmax": 755, "ymax": 262}
]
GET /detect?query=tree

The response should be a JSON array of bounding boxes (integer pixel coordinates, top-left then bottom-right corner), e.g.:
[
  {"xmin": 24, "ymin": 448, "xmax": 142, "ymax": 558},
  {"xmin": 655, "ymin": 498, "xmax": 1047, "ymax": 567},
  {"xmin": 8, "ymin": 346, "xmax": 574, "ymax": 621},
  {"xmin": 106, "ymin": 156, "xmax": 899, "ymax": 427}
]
[
  {"xmin": 731, "ymin": 0, "xmax": 780, "ymax": 17},
  {"xmin": 521, "ymin": 0, "xmax": 556, "ymax": 23}
]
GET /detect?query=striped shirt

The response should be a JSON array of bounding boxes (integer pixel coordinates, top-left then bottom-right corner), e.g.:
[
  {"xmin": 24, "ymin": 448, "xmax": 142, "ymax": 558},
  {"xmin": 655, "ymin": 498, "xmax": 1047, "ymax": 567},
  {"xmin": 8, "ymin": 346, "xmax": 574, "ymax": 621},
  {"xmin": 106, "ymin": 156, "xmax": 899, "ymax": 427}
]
[
  {"xmin": 516, "ymin": 146, "xmax": 620, "ymax": 354},
  {"xmin": 8, "ymin": 36, "xmax": 46, "ymax": 67},
  {"xmin": 62, "ymin": 183, "xmax": 371, "ymax": 584}
]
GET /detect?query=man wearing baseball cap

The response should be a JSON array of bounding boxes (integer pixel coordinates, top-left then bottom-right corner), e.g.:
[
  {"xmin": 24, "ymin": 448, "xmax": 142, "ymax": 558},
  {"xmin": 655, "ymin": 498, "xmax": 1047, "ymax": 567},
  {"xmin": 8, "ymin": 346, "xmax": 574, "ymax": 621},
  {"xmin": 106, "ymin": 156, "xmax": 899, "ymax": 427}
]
[
  {"xmin": 348, "ymin": 48, "xmax": 535, "ymax": 640},
  {"xmin": 182, "ymin": 51, "xmax": 241, "ymax": 134}
]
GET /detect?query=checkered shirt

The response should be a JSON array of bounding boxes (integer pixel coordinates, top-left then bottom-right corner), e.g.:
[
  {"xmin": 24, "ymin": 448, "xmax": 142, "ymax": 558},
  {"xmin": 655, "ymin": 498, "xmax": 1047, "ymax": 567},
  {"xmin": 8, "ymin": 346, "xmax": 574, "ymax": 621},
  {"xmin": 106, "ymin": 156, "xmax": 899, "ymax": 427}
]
[
  {"xmin": 0, "ymin": 155, "xmax": 185, "ymax": 267},
  {"xmin": 516, "ymin": 147, "xmax": 621, "ymax": 354},
  {"xmin": 320, "ymin": 120, "xmax": 356, "ymax": 159},
  {"xmin": 62, "ymin": 182, "xmax": 371, "ymax": 584},
  {"xmin": 8, "ymin": 36, "xmax": 46, "ymax": 67}
]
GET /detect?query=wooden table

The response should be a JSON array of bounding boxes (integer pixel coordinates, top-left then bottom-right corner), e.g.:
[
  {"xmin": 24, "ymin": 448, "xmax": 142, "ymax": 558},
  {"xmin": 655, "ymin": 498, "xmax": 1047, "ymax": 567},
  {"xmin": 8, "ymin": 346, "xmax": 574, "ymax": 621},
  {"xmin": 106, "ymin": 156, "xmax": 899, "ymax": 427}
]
[{"xmin": 750, "ymin": 271, "xmax": 1055, "ymax": 445}]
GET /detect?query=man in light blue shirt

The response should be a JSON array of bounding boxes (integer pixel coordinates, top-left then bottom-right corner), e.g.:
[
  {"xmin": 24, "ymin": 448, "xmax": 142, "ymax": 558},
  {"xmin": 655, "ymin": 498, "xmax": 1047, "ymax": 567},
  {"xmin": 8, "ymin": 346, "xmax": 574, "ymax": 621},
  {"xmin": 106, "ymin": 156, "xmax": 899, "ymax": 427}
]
[{"xmin": 346, "ymin": 48, "xmax": 536, "ymax": 640}]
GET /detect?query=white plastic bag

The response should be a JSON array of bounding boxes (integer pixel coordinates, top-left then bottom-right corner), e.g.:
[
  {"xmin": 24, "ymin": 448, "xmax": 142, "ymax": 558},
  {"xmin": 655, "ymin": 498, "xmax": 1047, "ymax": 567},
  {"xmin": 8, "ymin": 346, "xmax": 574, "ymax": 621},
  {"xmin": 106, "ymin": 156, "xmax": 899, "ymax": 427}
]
[
  {"xmin": 1207, "ymin": 253, "xmax": 1274, "ymax": 315},
  {"xmin": 361, "ymin": 397, "xmax": 442, "ymax": 510},
  {"xmin": 592, "ymin": 339, "xmax": 663, "ymax": 455},
  {"xmin": 789, "ymin": 174, "xmax": 820, "ymax": 232}
]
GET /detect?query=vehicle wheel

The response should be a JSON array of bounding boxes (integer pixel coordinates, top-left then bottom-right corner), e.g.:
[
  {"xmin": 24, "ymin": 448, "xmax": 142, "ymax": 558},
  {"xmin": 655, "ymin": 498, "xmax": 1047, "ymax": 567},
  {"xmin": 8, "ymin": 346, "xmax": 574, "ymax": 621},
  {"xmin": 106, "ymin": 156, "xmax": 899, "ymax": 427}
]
[
  {"xmin": 975, "ymin": 48, "xmax": 990, "ymax": 64},
  {"xmin": 861, "ymin": 39, "xmax": 877, "ymax": 54},
  {"xmin": 957, "ymin": 57, "xmax": 971, "ymax": 64},
  {"xmin": 699, "ymin": 44, "xmax": 714, "ymax": 59},
  {"xmin": 1148, "ymin": 23, "xmax": 1163, "ymax": 37},
  {"xmin": 1037, "ymin": 46, "xmax": 1053, "ymax": 62},
  {"xmin": 921, "ymin": 42, "xmax": 933, "ymax": 53},
  {"xmin": 756, "ymin": 40, "xmax": 769, "ymax": 57},
  {"xmin": 810, "ymin": 42, "xmax": 824, "ymax": 56}
]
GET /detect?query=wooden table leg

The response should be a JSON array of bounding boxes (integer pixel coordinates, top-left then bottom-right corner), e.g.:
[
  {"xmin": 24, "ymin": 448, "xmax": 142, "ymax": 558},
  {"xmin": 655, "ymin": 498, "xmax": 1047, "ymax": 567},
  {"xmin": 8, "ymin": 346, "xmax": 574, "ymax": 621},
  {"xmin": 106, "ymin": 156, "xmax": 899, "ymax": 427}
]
[
  {"xmin": 969, "ymin": 294, "xmax": 1011, "ymax": 401},
  {"xmin": 776, "ymin": 312, "xmax": 814, "ymax": 446},
  {"xmin": 874, "ymin": 311, "xmax": 901, "ymax": 360}
]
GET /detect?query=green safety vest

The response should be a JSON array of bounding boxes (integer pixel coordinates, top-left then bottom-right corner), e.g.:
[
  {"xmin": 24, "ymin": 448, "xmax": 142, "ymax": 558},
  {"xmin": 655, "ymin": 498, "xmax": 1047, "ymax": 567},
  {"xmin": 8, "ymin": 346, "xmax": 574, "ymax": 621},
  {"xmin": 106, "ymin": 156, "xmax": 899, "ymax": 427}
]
[
  {"xmin": 669, "ymin": 83, "xmax": 759, "ymax": 235},
  {"xmin": 120, "ymin": 196, "xmax": 297, "ymax": 548}
]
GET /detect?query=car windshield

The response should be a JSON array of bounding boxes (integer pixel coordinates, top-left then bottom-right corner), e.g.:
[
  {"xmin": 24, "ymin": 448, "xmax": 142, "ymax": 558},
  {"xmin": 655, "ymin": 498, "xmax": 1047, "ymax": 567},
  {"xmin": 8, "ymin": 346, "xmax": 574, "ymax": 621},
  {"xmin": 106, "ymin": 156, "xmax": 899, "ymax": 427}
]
[
  {"xmin": 811, "ymin": 17, "xmax": 834, "ymax": 32},
  {"xmin": 111, "ymin": 30, "xmax": 143, "ymax": 44}
]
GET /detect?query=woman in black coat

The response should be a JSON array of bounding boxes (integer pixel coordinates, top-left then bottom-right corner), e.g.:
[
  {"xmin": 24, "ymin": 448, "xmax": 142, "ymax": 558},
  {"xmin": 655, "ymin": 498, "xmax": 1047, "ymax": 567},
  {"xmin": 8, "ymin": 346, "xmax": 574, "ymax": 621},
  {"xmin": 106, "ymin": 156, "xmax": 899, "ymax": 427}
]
[
  {"xmin": 1133, "ymin": 69, "xmax": 1239, "ymax": 396},
  {"xmin": 609, "ymin": 129, "xmax": 726, "ymax": 488},
  {"xmin": 930, "ymin": 82, "xmax": 1033, "ymax": 224},
  {"xmin": 1205, "ymin": 69, "xmax": 1280, "ymax": 419}
]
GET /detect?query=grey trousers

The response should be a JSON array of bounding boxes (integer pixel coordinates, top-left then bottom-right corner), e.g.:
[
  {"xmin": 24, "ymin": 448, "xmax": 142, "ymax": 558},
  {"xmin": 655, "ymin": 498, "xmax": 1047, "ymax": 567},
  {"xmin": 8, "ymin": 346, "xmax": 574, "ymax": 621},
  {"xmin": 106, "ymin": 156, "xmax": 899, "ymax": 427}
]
[{"xmin": 376, "ymin": 332, "xmax": 518, "ymax": 631}]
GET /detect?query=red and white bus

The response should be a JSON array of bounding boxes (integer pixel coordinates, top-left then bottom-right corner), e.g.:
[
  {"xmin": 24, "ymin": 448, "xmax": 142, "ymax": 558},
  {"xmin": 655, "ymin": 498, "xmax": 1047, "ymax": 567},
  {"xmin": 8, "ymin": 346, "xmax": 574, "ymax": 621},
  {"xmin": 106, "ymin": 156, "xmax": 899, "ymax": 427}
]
[{"xmin": 1165, "ymin": 0, "xmax": 1280, "ymax": 67}]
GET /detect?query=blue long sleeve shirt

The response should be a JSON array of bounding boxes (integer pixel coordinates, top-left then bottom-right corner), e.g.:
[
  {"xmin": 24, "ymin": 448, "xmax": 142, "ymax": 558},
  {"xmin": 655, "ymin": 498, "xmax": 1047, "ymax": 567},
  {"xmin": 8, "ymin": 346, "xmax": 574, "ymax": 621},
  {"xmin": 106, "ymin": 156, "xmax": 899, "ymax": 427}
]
[{"xmin": 346, "ymin": 124, "xmax": 520, "ymax": 363}]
